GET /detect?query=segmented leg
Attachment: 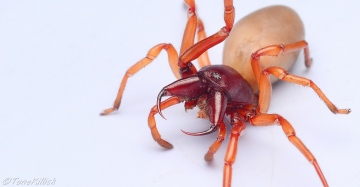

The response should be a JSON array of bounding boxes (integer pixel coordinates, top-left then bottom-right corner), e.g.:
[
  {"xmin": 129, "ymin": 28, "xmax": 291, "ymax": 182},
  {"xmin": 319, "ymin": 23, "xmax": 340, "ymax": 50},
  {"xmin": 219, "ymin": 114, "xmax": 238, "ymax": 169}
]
[
  {"xmin": 251, "ymin": 41, "xmax": 310, "ymax": 88},
  {"xmin": 181, "ymin": 0, "xmax": 198, "ymax": 55},
  {"xmin": 249, "ymin": 113, "xmax": 329, "ymax": 187},
  {"xmin": 260, "ymin": 67, "xmax": 351, "ymax": 114},
  {"xmin": 251, "ymin": 41, "xmax": 350, "ymax": 114},
  {"xmin": 196, "ymin": 19, "xmax": 211, "ymax": 68},
  {"xmin": 101, "ymin": 0, "xmax": 207, "ymax": 115},
  {"xmin": 223, "ymin": 117, "xmax": 246, "ymax": 187},
  {"xmin": 100, "ymin": 44, "xmax": 179, "ymax": 115},
  {"xmin": 204, "ymin": 121, "xmax": 226, "ymax": 161},
  {"xmin": 178, "ymin": 0, "xmax": 235, "ymax": 75},
  {"xmin": 101, "ymin": 0, "xmax": 235, "ymax": 114},
  {"xmin": 148, "ymin": 96, "xmax": 183, "ymax": 149}
]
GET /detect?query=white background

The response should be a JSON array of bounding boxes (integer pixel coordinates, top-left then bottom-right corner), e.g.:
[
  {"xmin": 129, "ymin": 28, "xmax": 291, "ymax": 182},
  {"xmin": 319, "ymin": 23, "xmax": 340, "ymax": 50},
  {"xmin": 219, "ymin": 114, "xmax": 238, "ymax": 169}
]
[{"xmin": 0, "ymin": 0, "xmax": 359, "ymax": 187}]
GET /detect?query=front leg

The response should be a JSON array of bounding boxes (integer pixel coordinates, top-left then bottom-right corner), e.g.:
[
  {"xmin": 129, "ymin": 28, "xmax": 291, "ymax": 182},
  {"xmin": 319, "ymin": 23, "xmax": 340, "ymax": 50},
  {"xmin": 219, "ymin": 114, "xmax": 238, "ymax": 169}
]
[
  {"xmin": 178, "ymin": 0, "xmax": 235, "ymax": 76},
  {"xmin": 100, "ymin": 44, "xmax": 179, "ymax": 115},
  {"xmin": 148, "ymin": 96, "xmax": 183, "ymax": 149}
]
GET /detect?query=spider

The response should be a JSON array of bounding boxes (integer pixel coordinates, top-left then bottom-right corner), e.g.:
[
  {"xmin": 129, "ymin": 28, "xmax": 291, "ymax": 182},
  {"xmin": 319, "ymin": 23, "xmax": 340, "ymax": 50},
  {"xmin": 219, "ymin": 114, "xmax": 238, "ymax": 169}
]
[{"xmin": 100, "ymin": 0, "xmax": 351, "ymax": 186}]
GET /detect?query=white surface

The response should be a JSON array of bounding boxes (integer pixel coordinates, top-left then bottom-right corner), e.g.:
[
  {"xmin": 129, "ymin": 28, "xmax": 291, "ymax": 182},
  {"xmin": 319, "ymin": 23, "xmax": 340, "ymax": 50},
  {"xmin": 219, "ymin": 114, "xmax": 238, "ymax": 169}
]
[{"xmin": 0, "ymin": 0, "xmax": 359, "ymax": 187}]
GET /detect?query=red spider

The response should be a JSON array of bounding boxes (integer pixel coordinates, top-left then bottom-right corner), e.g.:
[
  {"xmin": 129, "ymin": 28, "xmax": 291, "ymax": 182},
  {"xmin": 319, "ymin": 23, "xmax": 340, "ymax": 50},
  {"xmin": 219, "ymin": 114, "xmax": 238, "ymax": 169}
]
[{"xmin": 101, "ymin": 1, "xmax": 351, "ymax": 186}]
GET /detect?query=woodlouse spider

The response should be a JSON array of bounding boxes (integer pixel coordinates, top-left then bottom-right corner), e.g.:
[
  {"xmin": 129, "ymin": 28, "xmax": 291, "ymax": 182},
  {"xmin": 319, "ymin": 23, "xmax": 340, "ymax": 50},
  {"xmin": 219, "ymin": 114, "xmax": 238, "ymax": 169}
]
[{"xmin": 100, "ymin": 1, "xmax": 351, "ymax": 186}]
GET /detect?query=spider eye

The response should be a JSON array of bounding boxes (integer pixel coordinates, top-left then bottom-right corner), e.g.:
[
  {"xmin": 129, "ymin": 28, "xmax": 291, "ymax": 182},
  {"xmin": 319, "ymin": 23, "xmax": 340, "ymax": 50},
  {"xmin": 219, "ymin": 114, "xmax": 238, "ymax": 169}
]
[{"xmin": 211, "ymin": 72, "xmax": 222, "ymax": 81}]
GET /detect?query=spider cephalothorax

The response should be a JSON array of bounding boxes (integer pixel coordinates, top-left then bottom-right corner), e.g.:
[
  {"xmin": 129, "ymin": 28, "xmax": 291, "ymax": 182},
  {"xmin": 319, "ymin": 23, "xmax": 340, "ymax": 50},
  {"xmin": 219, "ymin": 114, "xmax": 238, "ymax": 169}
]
[{"xmin": 157, "ymin": 65, "xmax": 254, "ymax": 135}]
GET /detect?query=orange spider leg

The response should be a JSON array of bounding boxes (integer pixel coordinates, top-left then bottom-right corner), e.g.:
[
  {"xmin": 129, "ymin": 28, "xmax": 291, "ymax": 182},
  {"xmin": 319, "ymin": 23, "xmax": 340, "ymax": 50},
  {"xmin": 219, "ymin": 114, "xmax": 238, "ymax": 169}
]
[
  {"xmin": 182, "ymin": 9, "xmax": 211, "ymax": 67},
  {"xmin": 249, "ymin": 113, "xmax": 329, "ymax": 187},
  {"xmin": 180, "ymin": 0, "xmax": 197, "ymax": 55},
  {"xmin": 251, "ymin": 40, "xmax": 350, "ymax": 114},
  {"xmin": 251, "ymin": 40, "xmax": 311, "ymax": 90},
  {"xmin": 148, "ymin": 96, "xmax": 184, "ymax": 149},
  {"xmin": 251, "ymin": 40, "xmax": 294, "ymax": 112},
  {"xmin": 260, "ymin": 67, "xmax": 351, "ymax": 114},
  {"xmin": 223, "ymin": 116, "xmax": 246, "ymax": 187},
  {"xmin": 196, "ymin": 19, "xmax": 211, "ymax": 68},
  {"xmin": 204, "ymin": 121, "xmax": 226, "ymax": 162},
  {"xmin": 175, "ymin": 0, "xmax": 200, "ymax": 76},
  {"xmin": 178, "ymin": 0, "xmax": 235, "ymax": 70},
  {"xmin": 100, "ymin": 44, "xmax": 179, "ymax": 115}
]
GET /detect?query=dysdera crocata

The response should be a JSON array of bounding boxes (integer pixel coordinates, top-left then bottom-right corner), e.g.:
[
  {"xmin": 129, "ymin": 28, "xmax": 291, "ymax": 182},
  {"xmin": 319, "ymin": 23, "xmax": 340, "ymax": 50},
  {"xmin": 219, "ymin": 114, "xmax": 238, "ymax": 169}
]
[{"xmin": 101, "ymin": 1, "xmax": 351, "ymax": 186}]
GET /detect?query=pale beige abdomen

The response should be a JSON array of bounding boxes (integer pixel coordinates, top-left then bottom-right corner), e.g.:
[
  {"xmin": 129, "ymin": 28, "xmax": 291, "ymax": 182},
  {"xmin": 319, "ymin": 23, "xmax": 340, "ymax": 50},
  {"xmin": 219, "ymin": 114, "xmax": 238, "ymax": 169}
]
[{"xmin": 223, "ymin": 5, "xmax": 304, "ymax": 92}]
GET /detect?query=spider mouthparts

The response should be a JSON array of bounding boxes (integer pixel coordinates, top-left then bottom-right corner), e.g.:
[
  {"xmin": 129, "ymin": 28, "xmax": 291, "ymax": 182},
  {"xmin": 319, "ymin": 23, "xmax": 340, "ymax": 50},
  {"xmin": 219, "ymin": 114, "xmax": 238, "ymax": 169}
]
[
  {"xmin": 181, "ymin": 125, "xmax": 218, "ymax": 136},
  {"xmin": 158, "ymin": 111, "xmax": 167, "ymax": 120},
  {"xmin": 157, "ymin": 89, "xmax": 167, "ymax": 120}
]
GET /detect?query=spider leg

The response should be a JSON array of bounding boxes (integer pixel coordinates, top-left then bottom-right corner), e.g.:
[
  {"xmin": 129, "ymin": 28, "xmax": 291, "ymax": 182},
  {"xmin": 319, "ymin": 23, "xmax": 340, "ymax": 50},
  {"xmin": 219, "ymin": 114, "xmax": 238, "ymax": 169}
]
[
  {"xmin": 101, "ymin": 0, "xmax": 206, "ymax": 115},
  {"xmin": 251, "ymin": 41, "xmax": 350, "ymax": 114},
  {"xmin": 196, "ymin": 19, "xmax": 211, "ymax": 68},
  {"xmin": 148, "ymin": 96, "xmax": 183, "ymax": 149},
  {"xmin": 252, "ymin": 41, "xmax": 311, "ymax": 81},
  {"xmin": 223, "ymin": 117, "xmax": 246, "ymax": 187},
  {"xmin": 181, "ymin": 0, "xmax": 197, "ymax": 55},
  {"xmin": 251, "ymin": 41, "xmax": 309, "ymax": 113},
  {"xmin": 183, "ymin": 1, "xmax": 211, "ymax": 68},
  {"xmin": 100, "ymin": 44, "xmax": 179, "ymax": 115},
  {"xmin": 176, "ymin": 0, "xmax": 201, "ymax": 76},
  {"xmin": 249, "ymin": 113, "xmax": 329, "ymax": 187},
  {"xmin": 178, "ymin": 0, "xmax": 235, "ymax": 74},
  {"xmin": 204, "ymin": 121, "xmax": 226, "ymax": 162},
  {"xmin": 260, "ymin": 67, "xmax": 351, "ymax": 114},
  {"xmin": 101, "ymin": 0, "xmax": 234, "ymax": 115}
]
